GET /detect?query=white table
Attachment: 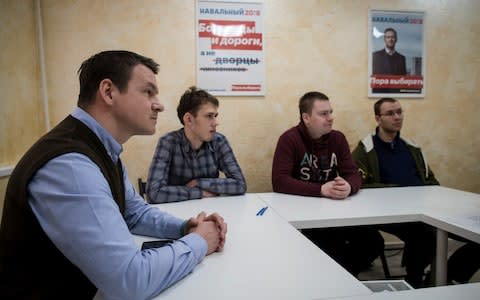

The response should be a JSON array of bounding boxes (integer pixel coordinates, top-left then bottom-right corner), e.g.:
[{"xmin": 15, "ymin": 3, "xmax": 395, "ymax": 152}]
[
  {"xmin": 329, "ymin": 282, "xmax": 480, "ymax": 300},
  {"xmin": 142, "ymin": 194, "xmax": 371, "ymax": 300},
  {"xmin": 412, "ymin": 187, "xmax": 480, "ymax": 285},
  {"xmin": 93, "ymin": 188, "xmax": 479, "ymax": 300},
  {"xmin": 257, "ymin": 186, "xmax": 480, "ymax": 286}
]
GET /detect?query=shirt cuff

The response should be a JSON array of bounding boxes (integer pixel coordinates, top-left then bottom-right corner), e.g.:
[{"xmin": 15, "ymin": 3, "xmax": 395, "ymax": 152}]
[
  {"xmin": 196, "ymin": 178, "xmax": 214, "ymax": 192},
  {"xmin": 180, "ymin": 233, "xmax": 208, "ymax": 262},
  {"xmin": 180, "ymin": 220, "xmax": 187, "ymax": 236},
  {"xmin": 188, "ymin": 187, "xmax": 203, "ymax": 199}
]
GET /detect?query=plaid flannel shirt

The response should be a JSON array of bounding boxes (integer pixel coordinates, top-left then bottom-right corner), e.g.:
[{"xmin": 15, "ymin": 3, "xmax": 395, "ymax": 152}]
[{"xmin": 146, "ymin": 129, "xmax": 246, "ymax": 203}]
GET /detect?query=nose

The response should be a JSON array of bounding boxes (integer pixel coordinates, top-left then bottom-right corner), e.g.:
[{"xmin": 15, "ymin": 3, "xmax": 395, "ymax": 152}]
[{"xmin": 151, "ymin": 100, "xmax": 164, "ymax": 113}]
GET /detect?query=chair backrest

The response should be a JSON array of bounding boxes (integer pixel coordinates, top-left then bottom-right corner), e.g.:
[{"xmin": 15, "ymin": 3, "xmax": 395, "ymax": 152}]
[{"xmin": 137, "ymin": 178, "xmax": 147, "ymax": 199}]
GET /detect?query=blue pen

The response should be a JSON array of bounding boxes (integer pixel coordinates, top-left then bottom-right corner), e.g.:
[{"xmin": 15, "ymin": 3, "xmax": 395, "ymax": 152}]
[
  {"xmin": 256, "ymin": 207, "xmax": 264, "ymax": 216},
  {"xmin": 260, "ymin": 206, "xmax": 268, "ymax": 215},
  {"xmin": 256, "ymin": 206, "xmax": 268, "ymax": 216}
]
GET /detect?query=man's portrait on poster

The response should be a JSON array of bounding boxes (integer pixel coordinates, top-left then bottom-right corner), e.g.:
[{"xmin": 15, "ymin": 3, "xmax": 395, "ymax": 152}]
[
  {"xmin": 372, "ymin": 28, "xmax": 406, "ymax": 76},
  {"xmin": 369, "ymin": 10, "xmax": 425, "ymax": 98}
]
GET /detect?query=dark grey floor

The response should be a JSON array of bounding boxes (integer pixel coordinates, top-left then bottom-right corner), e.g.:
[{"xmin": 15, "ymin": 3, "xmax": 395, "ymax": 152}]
[{"xmin": 358, "ymin": 239, "xmax": 480, "ymax": 285}]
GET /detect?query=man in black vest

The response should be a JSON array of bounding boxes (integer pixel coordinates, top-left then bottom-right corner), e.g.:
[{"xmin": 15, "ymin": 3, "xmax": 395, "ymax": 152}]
[{"xmin": 0, "ymin": 50, "xmax": 227, "ymax": 299}]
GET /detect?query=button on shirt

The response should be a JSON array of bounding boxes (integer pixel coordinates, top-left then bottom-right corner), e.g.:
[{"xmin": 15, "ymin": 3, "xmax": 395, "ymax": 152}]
[
  {"xmin": 147, "ymin": 129, "xmax": 246, "ymax": 203},
  {"xmin": 28, "ymin": 107, "xmax": 207, "ymax": 300}
]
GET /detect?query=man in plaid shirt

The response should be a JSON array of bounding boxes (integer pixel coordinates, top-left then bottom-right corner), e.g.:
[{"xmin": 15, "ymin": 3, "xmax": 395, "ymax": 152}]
[{"xmin": 146, "ymin": 86, "xmax": 246, "ymax": 203}]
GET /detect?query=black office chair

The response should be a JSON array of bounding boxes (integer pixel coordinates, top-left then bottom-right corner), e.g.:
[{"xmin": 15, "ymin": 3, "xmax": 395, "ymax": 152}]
[
  {"xmin": 137, "ymin": 178, "xmax": 147, "ymax": 200},
  {"xmin": 379, "ymin": 251, "xmax": 395, "ymax": 278},
  {"xmin": 379, "ymin": 232, "xmax": 406, "ymax": 279}
]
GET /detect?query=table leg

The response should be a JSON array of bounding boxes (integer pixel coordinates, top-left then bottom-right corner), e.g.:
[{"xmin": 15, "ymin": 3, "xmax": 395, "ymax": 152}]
[{"xmin": 435, "ymin": 228, "xmax": 448, "ymax": 286}]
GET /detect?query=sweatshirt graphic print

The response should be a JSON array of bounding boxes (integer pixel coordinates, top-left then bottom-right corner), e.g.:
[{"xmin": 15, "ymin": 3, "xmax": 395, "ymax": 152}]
[{"xmin": 299, "ymin": 152, "xmax": 339, "ymax": 183}]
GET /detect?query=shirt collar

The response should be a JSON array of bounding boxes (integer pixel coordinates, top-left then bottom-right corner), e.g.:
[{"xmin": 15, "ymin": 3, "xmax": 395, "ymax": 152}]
[
  {"xmin": 374, "ymin": 127, "xmax": 401, "ymax": 149},
  {"xmin": 71, "ymin": 107, "xmax": 123, "ymax": 162},
  {"xmin": 385, "ymin": 48, "xmax": 396, "ymax": 55},
  {"xmin": 179, "ymin": 128, "xmax": 214, "ymax": 154}
]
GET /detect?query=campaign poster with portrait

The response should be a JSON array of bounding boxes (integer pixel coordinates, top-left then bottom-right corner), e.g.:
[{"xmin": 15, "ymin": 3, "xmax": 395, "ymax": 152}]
[
  {"xmin": 368, "ymin": 10, "xmax": 425, "ymax": 98},
  {"xmin": 196, "ymin": 0, "xmax": 264, "ymax": 96}
]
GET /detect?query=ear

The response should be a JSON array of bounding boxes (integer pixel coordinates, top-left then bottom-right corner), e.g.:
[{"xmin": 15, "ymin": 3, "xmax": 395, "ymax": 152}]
[
  {"xmin": 301, "ymin": 112, "xmax": 310, "ymax": 124},
  {"xmin": 374, "ymin": 115, "xmax": 381, "ymax": 124},
  {"xmin": 98, "ymin": 79, "xmax": 115, "ymax": 106},
  {"xmin": 183, "ymin": 112, "xmax": 193, "ymax": 126}
]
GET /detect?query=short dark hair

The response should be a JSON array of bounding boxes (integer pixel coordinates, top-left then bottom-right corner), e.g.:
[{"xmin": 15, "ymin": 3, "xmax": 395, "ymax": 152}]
[
  {"xmin": 384, "ymin": 28, "xmax": 397, "ymax": 39},
  {"xmin": 77, "ymin": 50, "xmax": 159, "ymax": 108},
  {"xmin": 298, "ymin": 91, "xmax": 329, "ymax": 121},
  {"xmin": 177, "ymin": 86, "xmax": 219, "ymax": 125},
  {"xmin": 374, "ymin": 97, "xmax": 398, "ymax": 115}
]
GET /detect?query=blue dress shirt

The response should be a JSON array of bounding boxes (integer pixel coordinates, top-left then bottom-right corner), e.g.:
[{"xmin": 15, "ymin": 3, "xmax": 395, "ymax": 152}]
[{"xmin": 28, "ymin": 108, "xmax": 207, "ymax": 300}]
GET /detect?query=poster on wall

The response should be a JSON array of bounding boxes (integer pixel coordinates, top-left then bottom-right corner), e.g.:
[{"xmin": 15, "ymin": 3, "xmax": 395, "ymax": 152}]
[
  {"xmin": 368, "ymin": 10, "xmax": 425, "ymax": 98},
  {"xmin": 196, "ymin": 0, "xmax": 264, "ymax": 96}
]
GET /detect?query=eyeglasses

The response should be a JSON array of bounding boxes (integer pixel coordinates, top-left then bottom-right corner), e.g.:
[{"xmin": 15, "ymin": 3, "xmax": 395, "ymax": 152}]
[{"xmin": 379, "ymin": 109, "xmax": 403, "ymax": 117}]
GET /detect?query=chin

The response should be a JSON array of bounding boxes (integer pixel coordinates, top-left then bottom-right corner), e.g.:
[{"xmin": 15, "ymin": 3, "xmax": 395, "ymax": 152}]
[
  {"xmin": 139, "ymin": 127, "xmax": 156, "ymax": 136},
  {"xmin": 204, "ymin": 135, "xmax": 215, "ymax": 142}
]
